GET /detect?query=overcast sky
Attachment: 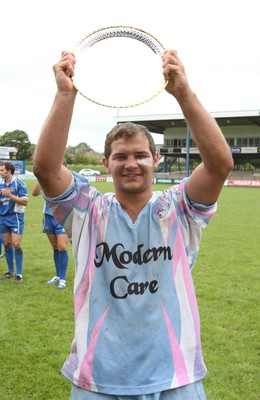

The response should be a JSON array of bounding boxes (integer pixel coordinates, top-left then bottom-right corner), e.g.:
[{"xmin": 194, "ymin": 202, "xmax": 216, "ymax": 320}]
[{"xmin": 1, "ymin": 0, "xmax": 259, "ymax": 152}]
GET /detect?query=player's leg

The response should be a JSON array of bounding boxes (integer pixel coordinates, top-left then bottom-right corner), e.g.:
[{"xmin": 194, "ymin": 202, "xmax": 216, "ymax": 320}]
[
  {"xmin": 0, "ymin": 231, "xmax": 14, "ymax": 278},
  {"xmin": 0, "ymin": 232, "xmax": 4, "ymax": 256},
  {"xmin": 8, "ymin": 213, "xmax": 25, "ymax": 282},
  {"xmin": 12, "ymin": 233, "xmax": 24, "ymax": 281},
  {"xmin": 56, "ymin": 233, "xmax": 69, "ymax": 287},
  {"xmin": 46, "ymin": 233, "xmax": 60, "ymax": 284},
  {"xmin": 53, "ymin": 221, "xmax": 69, "ymax": 289}
]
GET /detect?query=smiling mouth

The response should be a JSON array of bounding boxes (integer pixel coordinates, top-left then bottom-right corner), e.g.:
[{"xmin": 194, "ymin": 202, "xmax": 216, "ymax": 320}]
[{"xmin": 122, "ymin": 173, "xmax": 141, "ymax": 178}]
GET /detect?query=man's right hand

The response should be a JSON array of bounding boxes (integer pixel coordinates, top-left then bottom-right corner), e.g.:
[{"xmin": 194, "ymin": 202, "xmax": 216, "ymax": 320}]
[{"xmin": 53, "ymin": 51, "xmax": 77, "ymax": 94}]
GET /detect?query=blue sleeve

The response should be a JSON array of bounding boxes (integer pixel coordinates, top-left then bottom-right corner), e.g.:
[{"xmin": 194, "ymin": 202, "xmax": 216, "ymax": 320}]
[{"xmin": 17, "ymin": 179, "xmax": 28, "ymax": 197}]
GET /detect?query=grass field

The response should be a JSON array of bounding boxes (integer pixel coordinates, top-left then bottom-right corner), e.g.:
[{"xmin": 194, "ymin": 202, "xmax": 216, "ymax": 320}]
[{"xmin": 0, "ymin": 181, "xmax": 259, "ymax": 399}]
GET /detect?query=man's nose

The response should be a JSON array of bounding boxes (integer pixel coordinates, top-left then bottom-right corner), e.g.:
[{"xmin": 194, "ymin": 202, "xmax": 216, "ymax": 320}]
[{"xmin": 125, "ymin": 156, "xmax": 138, "ymax": 168}]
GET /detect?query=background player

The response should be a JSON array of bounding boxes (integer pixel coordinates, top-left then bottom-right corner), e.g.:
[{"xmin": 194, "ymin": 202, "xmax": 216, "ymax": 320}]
[
  {"xmin": 0, "ymin": 162, "xmax": 28, "ymax": 283},
  {"xmin": 31, "ymin": 179, "xmax": 69, "ymax": 289}
]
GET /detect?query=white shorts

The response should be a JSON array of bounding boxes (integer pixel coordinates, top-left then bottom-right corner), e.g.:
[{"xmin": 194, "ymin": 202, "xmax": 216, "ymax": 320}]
[{"xmin": 70, "ymin": 381, "xmax": 207, "ymax": 400}]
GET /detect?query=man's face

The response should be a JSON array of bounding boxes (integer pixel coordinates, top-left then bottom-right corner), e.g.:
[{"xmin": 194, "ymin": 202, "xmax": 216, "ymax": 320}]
[
  {"xmin": 103, "ymin": 135, "xmax": 158, "ymax": 195},
  {"xmin": 0, "ymin": 166, "xmax": 9, "ymax": 180}
]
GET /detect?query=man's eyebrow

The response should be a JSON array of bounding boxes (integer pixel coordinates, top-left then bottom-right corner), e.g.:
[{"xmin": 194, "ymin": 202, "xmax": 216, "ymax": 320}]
[
  {"xmin": 136, "ymin": 151, "xmax": 151, "ymax": 156},
  {"xmin": 112, "ymin": 151, "xmax": 126, "ymax": 157}
]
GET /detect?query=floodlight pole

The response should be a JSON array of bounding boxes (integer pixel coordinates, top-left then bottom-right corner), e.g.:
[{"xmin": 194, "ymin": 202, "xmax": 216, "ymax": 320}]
[{"xmin": 185, "ymin": 127, "xmax": 190, "ymax": 177}]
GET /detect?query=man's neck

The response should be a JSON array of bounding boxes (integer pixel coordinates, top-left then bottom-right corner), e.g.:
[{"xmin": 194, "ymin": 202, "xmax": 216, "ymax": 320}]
[
  {"xmin": 4, "ymin": 175, "xmax": 13, "ymax": 184},
  {"xmin": 115, "ymin": 190, "xmax": 153, "ymax": 223}
]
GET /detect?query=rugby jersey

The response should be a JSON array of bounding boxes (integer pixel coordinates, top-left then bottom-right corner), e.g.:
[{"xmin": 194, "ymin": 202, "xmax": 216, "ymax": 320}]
[
  {"xmin": 0, "ymin": 177, "xmax": 28, "ymax": 215},
  {"xmin": 46, "ymin": 173, "xmax": 216, "ymax": 395}
]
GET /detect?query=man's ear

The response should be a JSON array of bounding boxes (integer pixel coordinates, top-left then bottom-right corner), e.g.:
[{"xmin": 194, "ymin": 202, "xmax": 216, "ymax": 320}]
[
  {"xmin": 153, "ymin": 151, "xmax": 159, "ymax": 168},
  {"xmin": 102, "ymin": 157, "xmax": 110, "ymax": 173}
]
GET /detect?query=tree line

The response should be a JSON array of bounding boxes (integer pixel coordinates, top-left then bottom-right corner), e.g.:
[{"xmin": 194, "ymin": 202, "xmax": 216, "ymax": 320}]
[{"xmin": 0, "ymin": 130, "xmax": 103, "ymax": 165}]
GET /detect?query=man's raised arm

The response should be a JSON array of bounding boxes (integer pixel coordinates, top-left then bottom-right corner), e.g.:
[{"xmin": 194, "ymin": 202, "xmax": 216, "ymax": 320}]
[
  {"xmin": 33, "ymin": 51, "xmax": 77, "ymax": 198},
  {"xmin": 162, "ymin": 50, "xmax": 234, "ymax": 205}
]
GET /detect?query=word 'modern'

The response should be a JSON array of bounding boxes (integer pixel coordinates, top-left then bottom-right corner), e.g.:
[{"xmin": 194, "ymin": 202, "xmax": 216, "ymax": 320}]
[{"xmin": 94, "ymin": 242, "xmax": 173, "ymax": 299}]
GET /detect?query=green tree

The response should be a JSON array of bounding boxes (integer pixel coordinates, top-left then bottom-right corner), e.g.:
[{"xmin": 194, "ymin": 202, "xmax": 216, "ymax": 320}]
[
  {"xmin": 0, "ymin": 130, "xmax": 32, "ymax": 160},
  {"xmin": 65, "ymin": 142, "xmax": 102, "ymax": 165},
  {"xmin": 74, "ymin": 154, "xmax": 102, "ymax": 165},
  {"xmin": 73, "ymin": 142, "xmax": 91, "ymax": 153}
]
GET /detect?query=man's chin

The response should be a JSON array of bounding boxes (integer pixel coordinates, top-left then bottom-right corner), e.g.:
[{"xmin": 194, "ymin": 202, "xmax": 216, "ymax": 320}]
[{"xmin": 120, "ymin": 183, "xmax": 147, "ymax": 195}]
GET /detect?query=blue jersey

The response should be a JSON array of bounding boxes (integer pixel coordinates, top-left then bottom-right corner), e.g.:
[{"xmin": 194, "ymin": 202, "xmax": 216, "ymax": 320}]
[
  {"xmin": 0, "ymin": 177, "xmax": 28, "ymax": 215},
  {"xmin": 45, "ymin": 173, "xmax": 216, "ymax": 395}
]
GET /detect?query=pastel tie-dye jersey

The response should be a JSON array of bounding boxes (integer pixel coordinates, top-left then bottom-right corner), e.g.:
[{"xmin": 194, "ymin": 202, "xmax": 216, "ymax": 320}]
[{"xmin": 46, "ymin": 174, "xmax": 216, "ymax": 395}]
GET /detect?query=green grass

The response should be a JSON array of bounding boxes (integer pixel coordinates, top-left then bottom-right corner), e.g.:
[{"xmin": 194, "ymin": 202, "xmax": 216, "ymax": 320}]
[
  {"xmin": 194, "ymin": 187, "xmax": 260, "ymax": 399},
  {"xmin": 0, "ymin": 182, "xmax": 259, "ymax": 399}
]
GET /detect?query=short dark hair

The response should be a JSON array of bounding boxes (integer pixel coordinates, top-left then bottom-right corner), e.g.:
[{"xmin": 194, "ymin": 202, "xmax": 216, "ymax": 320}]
[
  {"xmin": 0, "ymin": 162, "xmax": 15, "ymax": 175},
  {"xmin": 104, "ymin": 122, "xmax": 156, "ymax": 159}
]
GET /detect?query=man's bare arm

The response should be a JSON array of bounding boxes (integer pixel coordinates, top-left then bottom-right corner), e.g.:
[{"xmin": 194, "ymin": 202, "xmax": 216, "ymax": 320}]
[
  {"xmin": 162, "ymin": 50, "xmax": 233, "ymax": 205},
  {"xmin": 33, "ymin": 51, "xmax": 77, "ymax": 197}
]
